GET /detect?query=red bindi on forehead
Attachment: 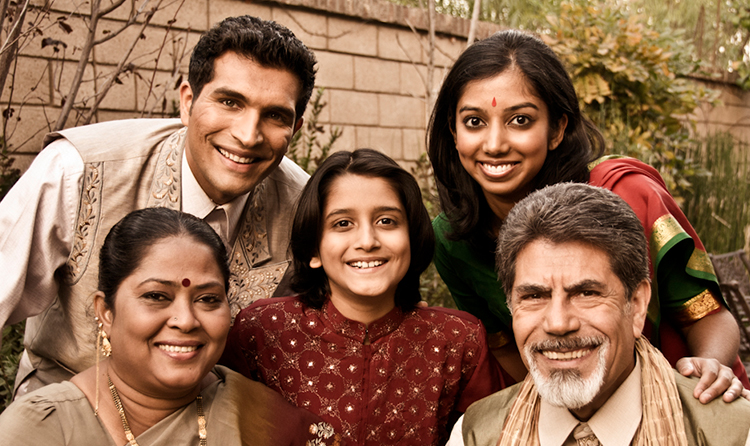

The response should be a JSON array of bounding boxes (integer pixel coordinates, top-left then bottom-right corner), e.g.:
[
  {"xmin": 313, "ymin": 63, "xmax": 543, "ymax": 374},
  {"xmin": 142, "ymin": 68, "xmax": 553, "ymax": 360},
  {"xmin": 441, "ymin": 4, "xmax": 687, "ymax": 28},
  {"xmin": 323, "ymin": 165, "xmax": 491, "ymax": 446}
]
[
  {"xmin": 182, "ymin": 278, "xmax": 191, "ymax": 287},
  {"xmin": 492, "ymin": 97, "xmax": 497, "ymax": 107}
]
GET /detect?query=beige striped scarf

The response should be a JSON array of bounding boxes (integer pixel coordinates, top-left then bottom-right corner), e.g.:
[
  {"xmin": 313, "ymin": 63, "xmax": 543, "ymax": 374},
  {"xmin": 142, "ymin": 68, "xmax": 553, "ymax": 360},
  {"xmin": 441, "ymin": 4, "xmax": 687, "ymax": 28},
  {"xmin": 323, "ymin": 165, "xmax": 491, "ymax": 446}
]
[{"xmin": 495, "ymin": 336, "xmax": 688, "ymax": 446}]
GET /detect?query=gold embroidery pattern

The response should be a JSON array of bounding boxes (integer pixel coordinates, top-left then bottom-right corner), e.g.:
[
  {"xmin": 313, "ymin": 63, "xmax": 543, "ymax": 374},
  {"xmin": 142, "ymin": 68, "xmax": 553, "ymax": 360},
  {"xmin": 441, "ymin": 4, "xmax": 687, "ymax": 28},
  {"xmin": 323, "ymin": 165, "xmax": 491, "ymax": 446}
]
[
  {"xmin": 148, "ymin": 127, "xmax": 184, "ymax": 209},
  {"xmin": 686, "ymin": 248, "xmax": 717, "ymax": 277},
  {"xmin": 649, "ymin": 215, "xmax": 684, "ymax": 263},
  {"xmin": 237, "ymin": 182, "xmax": 270, "ymax": 265},
  {"xmin": 587, "ymin": 154, "xmax": 629, "ymax": 171},
  {"xmin": 66, "ymin": 162, "xmax": 103, "ymax": 284},
  {"xmin": 306, "ymin": 422, "xmax": 340, "ymax": 445},
  {"xmin": 675, "ymin": 289, "xmax": 721, "ymax": 324},
  {"xmin": 227, "ymin": 261, "xmax": 289, "ymax": 320}
]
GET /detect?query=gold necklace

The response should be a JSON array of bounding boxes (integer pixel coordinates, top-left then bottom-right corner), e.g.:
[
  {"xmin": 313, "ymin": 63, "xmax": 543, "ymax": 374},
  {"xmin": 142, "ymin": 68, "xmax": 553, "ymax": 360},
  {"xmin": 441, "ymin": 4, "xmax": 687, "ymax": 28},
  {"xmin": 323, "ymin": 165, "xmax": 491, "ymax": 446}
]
[{"xmin": 107, "ymin": 376, "xmax": 207, "ymax": 446}]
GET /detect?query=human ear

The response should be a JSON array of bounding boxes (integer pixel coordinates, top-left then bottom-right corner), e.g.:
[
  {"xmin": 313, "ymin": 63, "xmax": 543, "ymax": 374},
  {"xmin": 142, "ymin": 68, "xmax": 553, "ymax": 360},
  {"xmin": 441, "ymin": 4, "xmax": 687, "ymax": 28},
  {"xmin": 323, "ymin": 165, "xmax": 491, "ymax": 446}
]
[
  {"xmin": 293, "ymin": 117, "xmax": 304, "ymax": 134},
  {"xmin": 310, "ymin": 256, "xmax": 322, "ymax": 269},
  {"xmin": 179, "ymin": 81, "xmax": 194, "ymax": 127},
  {"xmin": 630, "ymin": 280, "xmax": 651, "ymax": 338},
  {"xmin": 548, "ymin": 114, "xmax": 568, "ymax": 151},
  {"xmin": 94, "ymin": 291, "xmax": 114, "ymax": 333}
]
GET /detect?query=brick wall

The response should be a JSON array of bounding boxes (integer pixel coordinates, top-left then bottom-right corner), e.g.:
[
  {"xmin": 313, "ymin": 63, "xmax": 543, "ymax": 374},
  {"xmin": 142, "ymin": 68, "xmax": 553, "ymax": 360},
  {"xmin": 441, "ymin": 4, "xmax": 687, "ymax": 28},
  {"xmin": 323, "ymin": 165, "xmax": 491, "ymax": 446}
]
[
  {"xmin": 4, "ymin": 0, "xmax": 501, "ymax": 172},
  {"xmin": 4, "ymin": 0, "xmax": 750, "ymax": 174}
]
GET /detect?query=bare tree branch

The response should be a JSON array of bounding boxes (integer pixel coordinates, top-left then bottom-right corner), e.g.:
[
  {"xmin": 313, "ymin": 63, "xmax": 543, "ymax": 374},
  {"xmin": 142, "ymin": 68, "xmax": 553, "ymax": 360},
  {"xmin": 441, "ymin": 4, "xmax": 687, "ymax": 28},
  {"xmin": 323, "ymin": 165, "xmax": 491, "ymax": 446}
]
[
  {"xmin": 54, "ymin": 0, "xmax": 103, "ymax": 130},
  {"xmin": 466, "ymin": 0, "xmax": 481, "ymax": 48},
  {"xmin": 82, "ymin": 4, "xmax": 158, "ymax": 124},
  {"xmin": 426, "ymin": 0, "xmax": 435, "ymax": 126},
  {"xmin": 94, "ymin": 0, "xmax": 150, "ymax": 46}
]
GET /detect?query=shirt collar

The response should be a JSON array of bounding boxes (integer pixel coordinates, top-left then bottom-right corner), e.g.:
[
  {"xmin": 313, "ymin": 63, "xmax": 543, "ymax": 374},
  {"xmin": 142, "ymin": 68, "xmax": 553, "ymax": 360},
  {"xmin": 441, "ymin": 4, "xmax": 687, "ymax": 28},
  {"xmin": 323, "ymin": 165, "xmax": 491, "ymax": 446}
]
[
  {"xmin": 321, "ymin": 300, "xmax": 404, "ymax": 343},
  {"xmin": 539, "ymin": 358, "xmax": 642, "ymax": 446},
  {"xmin": 180, "ymin": 151, "xmax": 251, "ymax": 242}
]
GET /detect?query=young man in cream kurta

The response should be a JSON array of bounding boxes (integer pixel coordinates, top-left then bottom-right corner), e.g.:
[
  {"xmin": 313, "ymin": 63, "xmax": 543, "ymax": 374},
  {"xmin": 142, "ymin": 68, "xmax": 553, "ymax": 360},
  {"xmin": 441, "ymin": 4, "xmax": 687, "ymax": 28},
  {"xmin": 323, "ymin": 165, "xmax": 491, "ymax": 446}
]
[{"xmin": 0, "ymin": 15, "xmax": 317, "ymax": 398}]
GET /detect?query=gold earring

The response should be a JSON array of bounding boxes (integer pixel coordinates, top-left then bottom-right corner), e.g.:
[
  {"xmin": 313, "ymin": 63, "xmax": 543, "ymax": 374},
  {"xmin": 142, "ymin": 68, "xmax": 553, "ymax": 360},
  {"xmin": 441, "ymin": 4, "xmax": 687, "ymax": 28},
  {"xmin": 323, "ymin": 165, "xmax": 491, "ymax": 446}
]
[{"xmin": 100, "ymin": 325, "xmax": 112, "ymax": 358}]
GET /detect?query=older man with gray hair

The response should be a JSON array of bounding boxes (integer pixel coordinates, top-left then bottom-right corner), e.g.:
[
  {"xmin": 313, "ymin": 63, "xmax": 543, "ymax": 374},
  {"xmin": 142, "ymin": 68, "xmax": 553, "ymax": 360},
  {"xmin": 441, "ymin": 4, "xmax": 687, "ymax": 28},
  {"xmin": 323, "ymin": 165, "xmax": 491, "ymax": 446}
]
[{"xmin": 448, "ymin": 182, "xmax": 750, "ymax": 446}]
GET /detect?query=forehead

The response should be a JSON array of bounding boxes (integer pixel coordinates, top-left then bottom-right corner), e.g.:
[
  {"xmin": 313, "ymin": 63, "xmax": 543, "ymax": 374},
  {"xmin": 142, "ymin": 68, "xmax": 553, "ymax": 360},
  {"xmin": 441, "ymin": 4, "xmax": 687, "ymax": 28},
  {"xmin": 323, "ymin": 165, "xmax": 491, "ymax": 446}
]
[
  {"xmin": 323, "ymin": 174, "xmax": 403, "ymax": 213},
  {"xmin": 513, "ymin": 239, "xmax": 618, "ymax": 291},
  {"xmin": 458, "ymin": 68, "xmax": 542, "ymax": 107},
  {"xmin": 206, "ymin": 51, "xmax": 301, "ymax": 101}
]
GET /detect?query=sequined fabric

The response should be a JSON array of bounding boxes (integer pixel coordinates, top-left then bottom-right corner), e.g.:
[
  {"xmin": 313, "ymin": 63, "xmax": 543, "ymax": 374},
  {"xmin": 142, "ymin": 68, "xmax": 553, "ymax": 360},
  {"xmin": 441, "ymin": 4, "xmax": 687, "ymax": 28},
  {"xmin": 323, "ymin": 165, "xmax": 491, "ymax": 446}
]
[{"xmin": 222, "ymin": 296, "xmax": 503, "ymax": 446}]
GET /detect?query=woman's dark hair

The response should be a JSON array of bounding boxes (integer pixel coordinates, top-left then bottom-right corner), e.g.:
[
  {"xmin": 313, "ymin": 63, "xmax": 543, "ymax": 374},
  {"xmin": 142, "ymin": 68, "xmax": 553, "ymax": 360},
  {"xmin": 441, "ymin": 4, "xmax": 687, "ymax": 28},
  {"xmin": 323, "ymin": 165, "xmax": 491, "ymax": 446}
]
[
  {"xmin": 98, "ymin": 207, "xmax": 229, "ymax": 310},
  {"xmin": 290, "ymin": 149, "xmax": 435, "ymax": 312},
  {"xmin": 427, "ymin": 29, "xmax": 605, "ymax": 244}
]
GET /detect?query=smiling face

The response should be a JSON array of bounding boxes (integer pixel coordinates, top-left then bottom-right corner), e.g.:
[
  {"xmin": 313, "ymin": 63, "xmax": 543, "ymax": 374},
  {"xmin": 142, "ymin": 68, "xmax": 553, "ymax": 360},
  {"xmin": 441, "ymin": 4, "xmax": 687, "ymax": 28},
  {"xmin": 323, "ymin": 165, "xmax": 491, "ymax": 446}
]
[
  {"xmin": 310, "ymin": 174, "xmax": 411, "ymax": 316},
  {"xmin": 98, "ymin": 236, "xmax": 230, "ymax": 397},
  {"xmin": 510, "ymin": 239, "xmax": 649, "ymax": 420},
  {"xmin": 180, "ymin": 51, "xmax": 303, "ymax": 205},
  {"xmin": 453, "ymin": 68, "xmax": 566, "ymax": 219}
]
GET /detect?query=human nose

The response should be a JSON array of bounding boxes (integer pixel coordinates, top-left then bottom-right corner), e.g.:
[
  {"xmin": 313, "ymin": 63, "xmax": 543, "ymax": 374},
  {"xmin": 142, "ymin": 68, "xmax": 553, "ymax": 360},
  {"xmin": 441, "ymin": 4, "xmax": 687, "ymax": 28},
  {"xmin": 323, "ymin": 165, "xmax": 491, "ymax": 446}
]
[
  {"xmin": 354, "ymin": 224, "xmax": 380, "ymax": 251},
  {"xmin": 231, "ymin": 110, "xmax": 264, "ymax": 147},
  {"xmin": 541, "ymin": 295, "xmax": 580, "ymax": 336},
  {"xmin": 167, "ymin": 297, "xmax": 200, "ymax": 332},
  {"xmin": 483, "ymin": 121, "xmax": 508, "ymax": 156}
]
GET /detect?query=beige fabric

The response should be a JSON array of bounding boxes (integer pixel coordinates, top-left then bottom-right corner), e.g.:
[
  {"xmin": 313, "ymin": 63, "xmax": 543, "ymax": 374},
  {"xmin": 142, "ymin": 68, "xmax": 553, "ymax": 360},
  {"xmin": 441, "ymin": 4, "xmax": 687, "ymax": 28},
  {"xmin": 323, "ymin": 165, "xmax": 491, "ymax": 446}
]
[
  {"xmin": 495, "ymin": 337, "xmax": 687, "ymax": 446},
  {"xmin": 6, "ymin": 119, "xmax": 308, "ymax": 397},
  {"xmin": 0, "ymin": 366, "xmax": 338, "ymax": 446},
  {"xmin": 460, "ymin": 355, "xmax": 750, "ymax": 446},
  {"xmin": 539, "ymin": 358, "xmax": 642, "ymax": 446}
]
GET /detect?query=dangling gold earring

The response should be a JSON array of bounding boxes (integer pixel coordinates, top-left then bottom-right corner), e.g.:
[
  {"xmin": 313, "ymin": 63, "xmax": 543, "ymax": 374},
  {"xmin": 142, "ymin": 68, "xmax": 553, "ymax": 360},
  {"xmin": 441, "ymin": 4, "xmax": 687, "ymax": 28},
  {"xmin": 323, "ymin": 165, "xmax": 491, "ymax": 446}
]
[
  {"xmin": 95, "ymin": 319, "xmax": 111, "ymax": 416},
  {"xmin": 100, "ymin": 326, "xmax": 112, "ymax": 357}
]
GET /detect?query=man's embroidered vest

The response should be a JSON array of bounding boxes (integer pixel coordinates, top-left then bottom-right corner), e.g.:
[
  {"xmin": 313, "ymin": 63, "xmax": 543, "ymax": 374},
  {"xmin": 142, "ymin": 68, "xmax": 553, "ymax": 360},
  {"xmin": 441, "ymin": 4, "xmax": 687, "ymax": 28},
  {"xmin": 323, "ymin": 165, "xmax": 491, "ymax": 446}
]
[
  {"xmin": 23, "ymin": 118, "xmax": 305, "ymax": 377},
  {"xmin": 460, "ymin": 372, "xmax": 750, "ymax": 446}
]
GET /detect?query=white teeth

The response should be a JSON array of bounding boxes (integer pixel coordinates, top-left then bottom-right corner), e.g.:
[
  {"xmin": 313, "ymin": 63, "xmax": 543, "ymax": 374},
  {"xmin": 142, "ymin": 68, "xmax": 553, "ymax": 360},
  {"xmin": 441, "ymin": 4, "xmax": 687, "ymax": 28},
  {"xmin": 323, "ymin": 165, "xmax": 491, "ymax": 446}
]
[
  {"xmin": 349, "ymin": 260, "xmax": 384, "ymax": 269},
  {"xmin": 158, "ymin": 344, "xmax": 198, "ymax": 353},
  {"xmin": 217, "ymin": 148, "xmax": 252, "ymax": 164},
  {"xmin": 541, "ymin": 348, "xmax": 590, "ymax": 360},
  {"xmin": 481, "ymin": 163, "xmax": 514, "ymax": 174}
]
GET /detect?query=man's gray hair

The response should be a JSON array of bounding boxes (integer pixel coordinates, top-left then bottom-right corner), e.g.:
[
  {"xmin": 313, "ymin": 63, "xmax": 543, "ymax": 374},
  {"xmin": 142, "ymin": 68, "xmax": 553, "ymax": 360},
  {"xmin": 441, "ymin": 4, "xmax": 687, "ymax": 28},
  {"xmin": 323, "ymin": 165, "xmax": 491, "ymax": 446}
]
[{"xmin": 497, "ymin": 183, "xmax": 650, "ymax": 309}]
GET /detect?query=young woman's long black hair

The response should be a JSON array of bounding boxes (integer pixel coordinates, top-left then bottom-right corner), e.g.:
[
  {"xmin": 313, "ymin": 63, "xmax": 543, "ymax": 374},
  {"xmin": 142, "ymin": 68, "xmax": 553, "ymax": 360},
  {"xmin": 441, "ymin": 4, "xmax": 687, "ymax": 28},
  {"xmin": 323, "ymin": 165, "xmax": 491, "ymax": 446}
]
[{"xmin": 428, "ymin": 30, "xmax": 605, "ymax": 245}]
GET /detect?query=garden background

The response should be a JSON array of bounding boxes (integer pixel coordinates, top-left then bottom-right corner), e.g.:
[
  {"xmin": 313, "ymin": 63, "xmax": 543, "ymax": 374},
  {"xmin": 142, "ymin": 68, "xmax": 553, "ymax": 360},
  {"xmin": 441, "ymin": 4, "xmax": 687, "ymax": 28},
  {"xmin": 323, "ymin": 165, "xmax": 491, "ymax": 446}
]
[{"xmin": 2, "ymin": 0, "xmax": 750, "ymax": 410}]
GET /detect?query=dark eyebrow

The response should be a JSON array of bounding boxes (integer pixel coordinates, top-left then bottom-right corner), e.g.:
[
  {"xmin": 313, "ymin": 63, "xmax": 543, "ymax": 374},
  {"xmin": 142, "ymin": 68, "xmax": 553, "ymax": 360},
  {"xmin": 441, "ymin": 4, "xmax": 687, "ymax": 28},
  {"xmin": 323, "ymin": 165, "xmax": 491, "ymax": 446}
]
[
  {"xmin": 325, "ymin": 206, "xmax": 404, "ymax": 220},
  {"xmin": 212, "ymin": 87, "xmax": 247, "ymax": 103},
  {"xmin": 564, "ymin": 279, "xmax": 607, "ymax": 294},
  {"xmin": 513, "ymin": 284, "xmax": 551, "ymax": 295},
  {"xmin": 506, "ymin": 102, "xmax": 539, "ymax": 112},
  {"xmin": 139, "ymin": 278, "xmax": 224, "ymax": 290}
]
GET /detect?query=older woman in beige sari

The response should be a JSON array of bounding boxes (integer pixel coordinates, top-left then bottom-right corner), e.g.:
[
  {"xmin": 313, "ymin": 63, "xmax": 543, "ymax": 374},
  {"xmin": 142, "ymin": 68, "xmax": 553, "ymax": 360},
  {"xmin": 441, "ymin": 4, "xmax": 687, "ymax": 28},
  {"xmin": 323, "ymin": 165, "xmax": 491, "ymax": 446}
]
[{"xmin": 0, "ymin": 208, "xmax": 338, "ymax": 446}]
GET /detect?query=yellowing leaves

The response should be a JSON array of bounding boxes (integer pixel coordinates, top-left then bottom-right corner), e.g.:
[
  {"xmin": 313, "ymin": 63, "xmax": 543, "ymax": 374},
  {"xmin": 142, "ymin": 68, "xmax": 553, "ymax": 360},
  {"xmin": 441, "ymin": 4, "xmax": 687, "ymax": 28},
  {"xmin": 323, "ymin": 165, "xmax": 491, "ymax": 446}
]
[{"xmin": 576, "ymin": 73, "xmax": 611, "ymax": 104}]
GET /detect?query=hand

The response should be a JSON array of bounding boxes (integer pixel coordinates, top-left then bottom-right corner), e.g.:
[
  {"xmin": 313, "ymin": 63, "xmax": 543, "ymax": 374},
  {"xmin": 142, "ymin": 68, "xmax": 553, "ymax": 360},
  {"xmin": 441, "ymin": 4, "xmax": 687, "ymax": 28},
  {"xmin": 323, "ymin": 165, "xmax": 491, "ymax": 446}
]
[
  {"xmin": 416, "ymin": 301, "xmax": 429, "ymax": 308},
  {"xmin": 676, "ymin": 356, "xmax": 745, "ymax": 403}
]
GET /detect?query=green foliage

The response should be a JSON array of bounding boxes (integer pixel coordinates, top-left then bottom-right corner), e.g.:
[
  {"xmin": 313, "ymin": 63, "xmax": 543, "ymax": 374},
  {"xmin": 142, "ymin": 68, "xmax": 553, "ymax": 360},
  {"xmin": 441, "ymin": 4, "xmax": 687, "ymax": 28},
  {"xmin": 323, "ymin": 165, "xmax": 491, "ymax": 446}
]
[
  {"xmin": 543, "ymin": 0, "xmax": 720, "ymax": 202},
  {"xmin": 0, "ymin": 321, "xmax": 25, "ymax": 413},
  {"xmin": 411, "ymin": 153, "xmax": 455, "ymax": 309},
  {"xmin": 286, "ymin": 88, "xmax": 343, "ymax": 175},
  {"xmin": 683, "ymin": 133, "xmax": 750, "ymax": 254}
]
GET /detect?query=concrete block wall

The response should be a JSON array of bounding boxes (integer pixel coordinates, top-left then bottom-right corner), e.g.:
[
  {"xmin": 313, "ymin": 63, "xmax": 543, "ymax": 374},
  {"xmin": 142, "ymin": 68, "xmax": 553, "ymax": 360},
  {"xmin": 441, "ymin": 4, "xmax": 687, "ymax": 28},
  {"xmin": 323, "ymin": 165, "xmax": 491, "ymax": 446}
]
[
  {"xmin": 4, "ymin": 0, "xmax": 500, "ymax": 172},
  {"xmin": 5, "ymin": 0, "xmax": 750, "ymax": 174}
]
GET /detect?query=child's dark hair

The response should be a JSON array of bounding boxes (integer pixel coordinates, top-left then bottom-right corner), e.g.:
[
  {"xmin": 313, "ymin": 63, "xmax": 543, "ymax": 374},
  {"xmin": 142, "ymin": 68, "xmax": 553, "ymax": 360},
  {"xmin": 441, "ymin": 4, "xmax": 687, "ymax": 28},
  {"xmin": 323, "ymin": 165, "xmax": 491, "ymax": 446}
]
[
  {"xmin": 98, "ymin": 207, "xmax": 229, "ymax": 312},
  {"xmin": 290, "ymin": 149, "xmax": 434, "ymax": 311}
]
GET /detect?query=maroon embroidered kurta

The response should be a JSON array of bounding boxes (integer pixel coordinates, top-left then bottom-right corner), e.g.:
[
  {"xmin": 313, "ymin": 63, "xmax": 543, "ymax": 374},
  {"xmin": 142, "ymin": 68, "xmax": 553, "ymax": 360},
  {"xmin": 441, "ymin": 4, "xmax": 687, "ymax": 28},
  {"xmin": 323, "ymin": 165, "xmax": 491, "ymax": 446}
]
[{"xmin": 221, "ymin": 296, "xmax": 503, "ymax": 446}]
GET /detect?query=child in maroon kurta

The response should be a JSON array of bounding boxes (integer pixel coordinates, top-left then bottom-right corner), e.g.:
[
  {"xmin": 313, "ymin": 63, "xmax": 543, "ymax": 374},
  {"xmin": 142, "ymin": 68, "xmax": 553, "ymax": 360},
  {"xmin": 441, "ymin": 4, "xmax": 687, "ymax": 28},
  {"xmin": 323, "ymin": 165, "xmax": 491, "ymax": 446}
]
[{"xmin": 222, "ymin": 149, "xmax": 503, "ymax": 446}]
